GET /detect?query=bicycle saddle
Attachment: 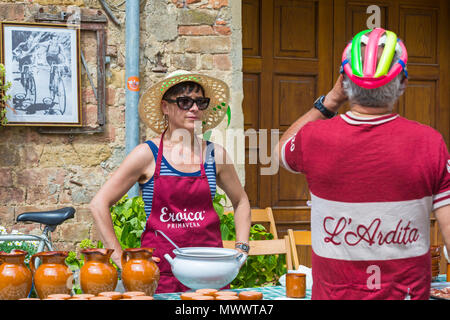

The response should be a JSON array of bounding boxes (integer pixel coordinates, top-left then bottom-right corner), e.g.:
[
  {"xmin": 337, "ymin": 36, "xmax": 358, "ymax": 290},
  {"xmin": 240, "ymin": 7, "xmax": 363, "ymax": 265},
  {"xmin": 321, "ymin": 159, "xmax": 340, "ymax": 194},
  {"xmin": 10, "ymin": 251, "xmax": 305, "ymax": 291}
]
[{"xmin": 16, "ymin": 207, "xmax": 75, "ymax": 226}]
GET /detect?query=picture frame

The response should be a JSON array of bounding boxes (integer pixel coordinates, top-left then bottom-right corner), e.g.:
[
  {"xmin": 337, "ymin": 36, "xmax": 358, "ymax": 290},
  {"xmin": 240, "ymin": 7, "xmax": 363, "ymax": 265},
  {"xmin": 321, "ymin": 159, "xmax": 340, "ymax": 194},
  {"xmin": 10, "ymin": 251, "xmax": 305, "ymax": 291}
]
[{"xmin": 0, "ymin": 21, "xmax": 82, "ymax": 126}]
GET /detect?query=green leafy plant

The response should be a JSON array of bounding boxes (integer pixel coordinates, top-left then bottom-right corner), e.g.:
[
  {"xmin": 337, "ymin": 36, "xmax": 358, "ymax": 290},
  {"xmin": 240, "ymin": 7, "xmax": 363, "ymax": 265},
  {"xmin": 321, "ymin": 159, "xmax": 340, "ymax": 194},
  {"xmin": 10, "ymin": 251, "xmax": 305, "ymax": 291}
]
[
  {"xmin": 65, "ymin": 192, "xmax": 285, "ymax": 290},
  {"xmin": 0, "ymin": 63, "xmax": 12, "ymax": 126},
  {"xmin": 110, "ymin": 194, "xmax": 147, "ymax": 249},
  {"xmin": 213, "ymin": 193, "xmax": 287, "ymax": 288},
  {"xmin": 65, "ymin": 194, "xmax": 146, "ymax": 274},
  {"xmin": 0, "ymin": 226, "xmax": 39, "ymax": 267}
]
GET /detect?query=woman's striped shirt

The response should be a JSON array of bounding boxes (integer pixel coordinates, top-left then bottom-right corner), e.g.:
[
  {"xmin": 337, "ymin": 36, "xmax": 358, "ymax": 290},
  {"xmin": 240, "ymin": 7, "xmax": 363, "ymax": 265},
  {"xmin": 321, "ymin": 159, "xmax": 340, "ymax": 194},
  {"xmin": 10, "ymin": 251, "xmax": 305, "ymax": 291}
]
[{"xmin": 139, "ymin": 140, "xmax": 217, "ymax": 220}]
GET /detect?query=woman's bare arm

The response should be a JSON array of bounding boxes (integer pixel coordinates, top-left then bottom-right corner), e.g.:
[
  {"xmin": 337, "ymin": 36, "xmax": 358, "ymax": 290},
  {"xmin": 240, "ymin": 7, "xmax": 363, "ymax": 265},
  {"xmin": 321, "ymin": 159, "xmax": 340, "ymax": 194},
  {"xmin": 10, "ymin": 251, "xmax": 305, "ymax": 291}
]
[
  {"xmin": 89, "ymin": 143, "xmax": 154, "ymax": 267},
  {"xmin": 215, "ymin": 144, "xmax": 251, "ymax": 249}
]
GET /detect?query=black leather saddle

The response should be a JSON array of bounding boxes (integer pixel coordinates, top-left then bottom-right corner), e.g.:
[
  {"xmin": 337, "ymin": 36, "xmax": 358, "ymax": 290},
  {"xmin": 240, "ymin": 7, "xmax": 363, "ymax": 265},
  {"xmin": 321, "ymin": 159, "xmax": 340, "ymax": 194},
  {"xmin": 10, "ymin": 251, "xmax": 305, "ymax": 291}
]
[{"xmin": 16, "ymin": 207, "xmax": 75, "ymax": 226}]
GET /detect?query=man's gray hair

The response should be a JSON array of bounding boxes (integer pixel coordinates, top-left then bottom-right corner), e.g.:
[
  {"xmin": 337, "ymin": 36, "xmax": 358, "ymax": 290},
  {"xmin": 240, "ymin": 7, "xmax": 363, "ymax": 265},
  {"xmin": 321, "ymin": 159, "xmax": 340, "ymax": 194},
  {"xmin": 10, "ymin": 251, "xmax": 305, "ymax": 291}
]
[{"xmin": 342, "ymin": 49, "xmax": 406, "ymax": 110}]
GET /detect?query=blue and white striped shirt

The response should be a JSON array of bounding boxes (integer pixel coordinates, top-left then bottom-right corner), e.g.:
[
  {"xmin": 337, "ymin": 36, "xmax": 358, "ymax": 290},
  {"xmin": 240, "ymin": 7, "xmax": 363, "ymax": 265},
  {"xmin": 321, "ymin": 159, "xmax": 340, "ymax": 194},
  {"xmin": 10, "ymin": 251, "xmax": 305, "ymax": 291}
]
[{"xmin": 139, "ymin": 140, "xmax": 217, "ymax": 220}]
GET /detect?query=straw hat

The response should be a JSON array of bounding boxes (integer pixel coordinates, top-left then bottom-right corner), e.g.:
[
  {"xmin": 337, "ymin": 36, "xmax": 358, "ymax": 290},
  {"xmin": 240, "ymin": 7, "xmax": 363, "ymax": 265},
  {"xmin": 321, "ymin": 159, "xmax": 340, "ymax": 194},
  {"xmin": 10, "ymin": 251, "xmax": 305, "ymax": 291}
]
[{"xmin": 138, "ymin": 70, "xmax": 230, "ymax": 134}]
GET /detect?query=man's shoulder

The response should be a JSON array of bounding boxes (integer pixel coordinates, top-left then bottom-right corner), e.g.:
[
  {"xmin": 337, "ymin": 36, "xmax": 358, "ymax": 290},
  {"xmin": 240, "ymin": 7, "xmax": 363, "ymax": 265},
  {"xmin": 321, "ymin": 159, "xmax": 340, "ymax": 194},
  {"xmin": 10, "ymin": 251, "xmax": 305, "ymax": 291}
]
[{"xmin": 395, "ymin": 116, "xmax": 443, "ymax": 140}]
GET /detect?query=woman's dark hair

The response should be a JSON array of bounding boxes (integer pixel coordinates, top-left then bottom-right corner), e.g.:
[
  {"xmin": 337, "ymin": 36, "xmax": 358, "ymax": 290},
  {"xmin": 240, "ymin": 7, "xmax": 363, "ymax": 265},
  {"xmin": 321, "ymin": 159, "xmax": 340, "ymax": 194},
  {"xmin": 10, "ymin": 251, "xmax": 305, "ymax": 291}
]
[{"xmin": 162, "ymin": 81, "xmax": 205, "ymax": 101}]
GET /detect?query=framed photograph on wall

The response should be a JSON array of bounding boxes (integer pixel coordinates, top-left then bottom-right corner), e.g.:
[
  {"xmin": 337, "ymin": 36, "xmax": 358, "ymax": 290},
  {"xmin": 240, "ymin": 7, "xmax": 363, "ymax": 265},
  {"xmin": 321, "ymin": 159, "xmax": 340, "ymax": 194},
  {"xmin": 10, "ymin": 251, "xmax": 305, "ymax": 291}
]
[{"xmin": 0, "ymin": 21, "xmax": 82, "ymax": 126}]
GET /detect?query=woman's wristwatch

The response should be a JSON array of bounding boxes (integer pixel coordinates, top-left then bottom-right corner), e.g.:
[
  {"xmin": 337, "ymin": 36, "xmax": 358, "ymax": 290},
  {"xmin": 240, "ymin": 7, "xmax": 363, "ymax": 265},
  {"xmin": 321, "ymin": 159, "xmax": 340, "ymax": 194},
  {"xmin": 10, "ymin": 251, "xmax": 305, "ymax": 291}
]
[{"xmin": 235, "ymin": 241, "xmax": 250, "ymax": 254}]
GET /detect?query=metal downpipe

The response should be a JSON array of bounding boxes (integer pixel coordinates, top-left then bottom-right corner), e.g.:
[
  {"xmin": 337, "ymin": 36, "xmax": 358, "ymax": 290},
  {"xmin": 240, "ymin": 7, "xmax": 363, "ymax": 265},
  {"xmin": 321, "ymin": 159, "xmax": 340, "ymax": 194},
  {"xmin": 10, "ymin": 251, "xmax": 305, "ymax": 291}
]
[{"xmin": 125, "ymin": 0, "xmax": 140, "ymax": 198}]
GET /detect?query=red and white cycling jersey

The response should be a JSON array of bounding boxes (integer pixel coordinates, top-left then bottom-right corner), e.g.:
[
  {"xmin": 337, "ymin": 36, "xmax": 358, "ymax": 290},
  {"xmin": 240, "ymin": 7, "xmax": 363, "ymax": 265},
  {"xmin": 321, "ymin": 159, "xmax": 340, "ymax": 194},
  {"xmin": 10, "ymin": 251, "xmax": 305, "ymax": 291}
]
[{"xmin": 282, "ymin": 111, "xmax": 450, "ymax": 300}]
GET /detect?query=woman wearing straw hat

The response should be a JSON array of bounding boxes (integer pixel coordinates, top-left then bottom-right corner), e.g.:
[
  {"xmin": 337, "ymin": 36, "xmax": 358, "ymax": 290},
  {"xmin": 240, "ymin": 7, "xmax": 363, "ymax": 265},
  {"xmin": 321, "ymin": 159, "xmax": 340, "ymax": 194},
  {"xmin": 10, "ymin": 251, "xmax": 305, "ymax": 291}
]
[{"xmin": 89, "ymin": 70, "xmax": 251, "ymax": 293}]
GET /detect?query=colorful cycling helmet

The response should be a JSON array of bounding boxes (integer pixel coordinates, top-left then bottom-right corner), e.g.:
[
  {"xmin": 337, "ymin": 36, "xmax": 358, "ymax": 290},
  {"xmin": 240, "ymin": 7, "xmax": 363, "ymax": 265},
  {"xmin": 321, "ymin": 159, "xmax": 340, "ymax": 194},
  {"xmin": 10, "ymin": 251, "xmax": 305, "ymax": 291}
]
[{"xmin": 340, "ymin": 28, "xmax": 408, "ymax": 89}]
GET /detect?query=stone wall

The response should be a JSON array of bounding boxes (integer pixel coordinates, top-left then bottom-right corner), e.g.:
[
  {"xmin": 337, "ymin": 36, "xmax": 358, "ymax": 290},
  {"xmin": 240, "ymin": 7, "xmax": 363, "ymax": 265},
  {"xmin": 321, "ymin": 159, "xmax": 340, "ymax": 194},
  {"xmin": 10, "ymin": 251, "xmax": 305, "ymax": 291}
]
[{"xmin": 0, "ymin": 0, "xmax": 243, "ymax": 252}]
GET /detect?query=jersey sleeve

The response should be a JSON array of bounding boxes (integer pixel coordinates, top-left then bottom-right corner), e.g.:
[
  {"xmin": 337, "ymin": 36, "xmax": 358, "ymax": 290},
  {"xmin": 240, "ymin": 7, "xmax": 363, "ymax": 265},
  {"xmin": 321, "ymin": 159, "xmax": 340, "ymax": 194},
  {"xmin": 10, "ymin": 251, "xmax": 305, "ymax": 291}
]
[
  {"xmin": 432, "ymin": 138, "xmax": 450, "ymax": 211},
  {"xmin": 281, "ymin": 129, "xmax": 305, "ymax": 174}
]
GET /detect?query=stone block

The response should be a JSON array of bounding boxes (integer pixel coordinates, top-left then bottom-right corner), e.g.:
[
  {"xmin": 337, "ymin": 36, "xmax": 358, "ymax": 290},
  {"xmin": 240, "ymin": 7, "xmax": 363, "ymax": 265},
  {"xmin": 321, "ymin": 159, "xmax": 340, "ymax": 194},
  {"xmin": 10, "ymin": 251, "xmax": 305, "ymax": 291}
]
[
  {"xmin": 208, "ymin": 0, "xmax": 228, "ymax": 9},
  {"xmin": 71, "ymin": 143, "xmax": 112, "ymax": 167},
  {"xmin": 182, "ymin": 36, "xmax": 231, "ymax": 53},
  {"xmin": 0, "ymin": 144, "xmax": 20, "ymax": 167},
  {"xmin": 109, "ymin": 68, "xmax": 125, "ymax": 88},
  {"xmin": 39, "ymin": 143, "xmax": 111, "ymax": 167},
  {"xmin": 57, "ymin": 222, "xmax": 90, "ymax": 243},
  {"xmin": 0, "ymin": 168, "xmax": 13, "ymax": 187},
  {"xmin": 213, "ymin": 25, "xmax": 231, "ymax": 35},
  {"xmin": 0, "ymin": 207, "xmax": 15, "ymax": 225},
  {"xmin": 83, "ymin": 104, "xmax": 98, "ymax": 127},
  {"xmin": 171, "ymin": 53, "xmax": 197, "ymax": 70},
  {"xmin": 178, "ymin": 25, "xmax": 215, "ymax": 36},
  {"xmin": 0, "ymin": 187, "xmax": 25, "ymax": 205},
  {"xmin": 200, "ymin": 54, "xmax": 214, "ymax": 70},
  {"xmin": 32, "ymin": 0, "xmax": 84, "ymax": 6},
  {"xmin": 213, "ymin": 54, "xmax": 231, "ymax": 70},
  {"xmin": 106, "ymin": 87, "xmax": 116, "ymax": 106},
  {"xmin": 16, "ymin": 168, "xmax": 65, "ymax": 187},
  {"xmin": 0, "ymin": 3, "xmax": 24, "ymax": 21},
  {"xmin": 21, "ymin": 145, "xmax": 41, "ymax": 168},
  {"xmin": 59, "ymin": 188, "xmax": 72, "ymax": 204},
  {"xmin": 106, "ymin": 45, "xmax": 118, "ymax": 57},
  {"xmin": 178, "ymin": 9, "xmax": 217, "ymax": 25},
  {"xmin": 26, "ymin": 185, "xmax": 58, "ymax": 205},
  {"xmin": 74, "ymin": 207, "xmax": 93, "ymax": 223}
]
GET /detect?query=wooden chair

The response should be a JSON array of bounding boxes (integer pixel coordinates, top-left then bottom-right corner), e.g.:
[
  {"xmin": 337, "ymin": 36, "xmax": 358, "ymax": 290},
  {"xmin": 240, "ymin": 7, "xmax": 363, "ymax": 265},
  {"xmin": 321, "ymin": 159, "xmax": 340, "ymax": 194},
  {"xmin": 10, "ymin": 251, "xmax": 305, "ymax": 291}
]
[
  {"xmin": 223, "ymin": 235, "xmax": 293, "ymax": 270},
  {"xmin": 287, "ymin": 229, "xmax": 312, "ymax": 270},
  {"xmin": 224, "ymin": 207, "xmax": 278, "ymax": 239}
]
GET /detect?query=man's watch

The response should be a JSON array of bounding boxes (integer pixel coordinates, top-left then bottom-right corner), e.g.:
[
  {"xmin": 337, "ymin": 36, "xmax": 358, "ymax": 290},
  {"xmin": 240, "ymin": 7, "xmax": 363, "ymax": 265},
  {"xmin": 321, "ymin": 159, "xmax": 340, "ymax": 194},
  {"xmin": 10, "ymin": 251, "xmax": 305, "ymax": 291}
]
[
  {"xmin": 314, "ymin": 95, "xmax": 338, "ymax": 119},
  {"xmin": 235, "ymin": 242, "xmax": 250, "ymax": 254}
]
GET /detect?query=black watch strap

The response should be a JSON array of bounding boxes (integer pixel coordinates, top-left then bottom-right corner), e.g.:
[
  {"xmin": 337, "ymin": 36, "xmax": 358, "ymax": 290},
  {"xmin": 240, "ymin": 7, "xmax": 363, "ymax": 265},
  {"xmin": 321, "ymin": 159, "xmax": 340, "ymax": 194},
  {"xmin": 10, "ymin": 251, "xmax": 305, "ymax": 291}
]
[{"xmin": 314, "ymin": 95, "xmax": 337, "ymax": 119}]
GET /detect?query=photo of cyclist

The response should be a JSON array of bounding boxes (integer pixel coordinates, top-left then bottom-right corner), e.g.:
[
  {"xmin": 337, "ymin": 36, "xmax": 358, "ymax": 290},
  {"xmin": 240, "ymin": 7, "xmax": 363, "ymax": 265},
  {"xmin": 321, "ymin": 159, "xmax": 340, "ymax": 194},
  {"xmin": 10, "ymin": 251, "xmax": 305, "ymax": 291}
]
[
  {"xmin": 41, "ymin": 33, "xmax": 70, "ymax": 91},
  {"xmin": 12, "ymin": 32, "xmax": 41, "ymax": 74},
  {"xmin": 5, "ymin": 27, "xmax": 77, "ymax": 120}
]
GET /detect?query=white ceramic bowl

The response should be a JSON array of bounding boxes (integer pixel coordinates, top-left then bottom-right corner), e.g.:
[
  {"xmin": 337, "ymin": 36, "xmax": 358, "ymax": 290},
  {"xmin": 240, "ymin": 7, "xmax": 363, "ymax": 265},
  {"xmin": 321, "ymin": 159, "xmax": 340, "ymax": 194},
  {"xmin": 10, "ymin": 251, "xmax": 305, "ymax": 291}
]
[{"xmin": 164, "ymin": 247, "xmax": 247, "ymax": 290}]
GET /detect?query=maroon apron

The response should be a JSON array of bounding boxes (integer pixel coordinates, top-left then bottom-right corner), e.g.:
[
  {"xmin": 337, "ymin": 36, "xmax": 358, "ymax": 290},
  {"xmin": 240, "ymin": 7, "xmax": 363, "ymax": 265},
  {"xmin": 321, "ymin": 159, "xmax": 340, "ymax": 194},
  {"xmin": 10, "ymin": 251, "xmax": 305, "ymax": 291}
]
[{"xmin": 140, "ymin": 132, "xmax": 223, "ymax": 293}]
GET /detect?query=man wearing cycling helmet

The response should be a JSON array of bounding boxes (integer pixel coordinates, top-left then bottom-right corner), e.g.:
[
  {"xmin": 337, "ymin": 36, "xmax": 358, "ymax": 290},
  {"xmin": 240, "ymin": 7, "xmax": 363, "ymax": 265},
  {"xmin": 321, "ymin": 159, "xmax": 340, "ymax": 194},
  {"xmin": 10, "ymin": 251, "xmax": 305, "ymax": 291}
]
[{"xmin": 277, "ymin": 28, "xmax": 450, "ymax": 300}]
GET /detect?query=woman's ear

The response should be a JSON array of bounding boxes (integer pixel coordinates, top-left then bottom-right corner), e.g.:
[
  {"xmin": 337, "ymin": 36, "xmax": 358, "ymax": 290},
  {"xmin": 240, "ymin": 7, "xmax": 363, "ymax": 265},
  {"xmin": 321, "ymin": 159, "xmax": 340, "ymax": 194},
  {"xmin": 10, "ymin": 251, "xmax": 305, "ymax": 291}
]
[{"xmin": 161, "ymin": 101, "xmax": 169, "ymax": 116}]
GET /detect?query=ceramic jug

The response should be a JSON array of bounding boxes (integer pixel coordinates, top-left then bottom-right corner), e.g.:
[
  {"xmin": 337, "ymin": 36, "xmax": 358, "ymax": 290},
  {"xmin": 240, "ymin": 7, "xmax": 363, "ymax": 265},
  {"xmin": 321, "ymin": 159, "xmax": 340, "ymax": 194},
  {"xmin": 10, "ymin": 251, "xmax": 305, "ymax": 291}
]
[
  {"xmin": 0, "ymin": 250, "xmax": 32, "ymax": 300},
  {"xmin": 121, "ymin": 248, "xmax": 160, "ymax": 296},
  {"xmin": 30, "ymin": 251, "xmax": 73, "ymax": 299},
  {"xmin": 80, "ymin": 248, "xmax": 118, "ymax": 295}
]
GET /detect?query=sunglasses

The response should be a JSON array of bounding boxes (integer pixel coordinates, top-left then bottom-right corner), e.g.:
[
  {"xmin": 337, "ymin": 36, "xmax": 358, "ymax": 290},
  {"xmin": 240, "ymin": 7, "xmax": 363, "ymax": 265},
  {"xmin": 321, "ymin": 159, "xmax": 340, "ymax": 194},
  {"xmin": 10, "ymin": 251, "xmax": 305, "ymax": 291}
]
[{"xmin": 164, "ymin": 96, "xmax": 210, "ymax": 111}]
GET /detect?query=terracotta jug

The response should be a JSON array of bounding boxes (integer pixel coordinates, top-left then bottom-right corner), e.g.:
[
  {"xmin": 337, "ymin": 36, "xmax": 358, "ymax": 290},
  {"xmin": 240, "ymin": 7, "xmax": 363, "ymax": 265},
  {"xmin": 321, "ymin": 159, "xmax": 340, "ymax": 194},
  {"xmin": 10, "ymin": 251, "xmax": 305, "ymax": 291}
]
[
  {"xmin": 121, "ymin": 248, "xmax": 160, "ymax": 296},
  {"xmin": 0, "ymin": 250, "xmax": 32, "ymax": 300},
  {"xmin": 30, "ymin": 251, "xmax": 73, "ymax": 299},
  {"xmin": 80, "ymin": 248, "xmax": 118, "ymax": 295}
]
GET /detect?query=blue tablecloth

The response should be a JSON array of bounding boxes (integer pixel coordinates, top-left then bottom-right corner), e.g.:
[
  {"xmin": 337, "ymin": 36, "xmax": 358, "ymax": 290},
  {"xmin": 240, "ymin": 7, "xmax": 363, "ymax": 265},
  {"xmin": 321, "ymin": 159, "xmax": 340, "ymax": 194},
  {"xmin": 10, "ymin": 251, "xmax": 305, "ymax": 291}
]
[
  {"xmin": 153, "ymin": 285, "xmax": 309, "ymax": 300},
  {"xmin": 153, "ymin": 274, "xmax": 447, "ymax": 300}
]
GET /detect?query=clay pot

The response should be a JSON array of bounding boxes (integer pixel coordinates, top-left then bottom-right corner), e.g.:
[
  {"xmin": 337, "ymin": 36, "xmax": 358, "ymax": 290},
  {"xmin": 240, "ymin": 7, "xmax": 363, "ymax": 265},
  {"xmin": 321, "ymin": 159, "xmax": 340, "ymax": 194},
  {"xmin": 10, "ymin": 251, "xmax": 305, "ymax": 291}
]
[
  {"xmin": 180, "ymin": 292, "xmax": 203, "ymax": 300},
  {"xmin": 195, "ymin": 288, "xmax": 218, "ymax": 296},
  {"xmin": 214, "ymin": 291, "xmax": 237, "ymax": 297},
  {"xmin": 98, "ymin": 291, "xmax": 122, "ymax": 300},
  {"xmin": 192, "ymin": 295, "xmax": 214, "ymax": 300},
  {"xmin": 0, "ymin": 250, "xmax": 33, "ymax": 300},
  {"xmin": 47, "ymin": 293, "xmax": 71, "ymax": 300},
  {"xmin": 121, "ymin": 248, "xmax": 160, "ymax": 296},
  {"xmin": 216, "ymin": 295, "xmax": 239, "ymax": 300},
  {"xmin": 130, "ymin": 295, "xmax": 154, "ymax": 300},
  {"xmin": 30, "ymin": 251, "xmax": 73, "ymax": 299},
  {"xmin": 72, "ymin": 293, "xmax": 95, "ymax": 299},
  {"xmin": 89, "ymin": 296, "xmax": 112, "ymax": 300},
  {"xmin": 122, "ymin": 291, "xmax": 146, "ymax": 299},
  {"xmin": 238, "ymin": 291, "xmax": 263, "ymax": 300},
  {"xmin": 80, "ymin": 249, "xmax": 118, "ymax": 295}
]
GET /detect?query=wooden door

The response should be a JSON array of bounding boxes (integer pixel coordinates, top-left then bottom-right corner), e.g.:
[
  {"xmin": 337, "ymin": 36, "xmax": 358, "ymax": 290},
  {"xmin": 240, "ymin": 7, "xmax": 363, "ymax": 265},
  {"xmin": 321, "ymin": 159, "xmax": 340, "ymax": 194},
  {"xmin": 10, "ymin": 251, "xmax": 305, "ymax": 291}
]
[
  {"xmin": 242, "ymin": 0, "xmax": 334, "ymax": 236},
  {"xmin": 242, "ymin": 0, "xmax": 449, "ymax": 269}
]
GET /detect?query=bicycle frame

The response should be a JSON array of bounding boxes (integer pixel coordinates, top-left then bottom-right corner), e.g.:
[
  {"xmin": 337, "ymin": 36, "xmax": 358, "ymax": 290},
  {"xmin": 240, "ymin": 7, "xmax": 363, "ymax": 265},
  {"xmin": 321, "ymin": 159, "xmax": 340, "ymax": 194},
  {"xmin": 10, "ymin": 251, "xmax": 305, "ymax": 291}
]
[{"xmin": 0, "ymin": 225, "xmax": 54, "ymax": 259}]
